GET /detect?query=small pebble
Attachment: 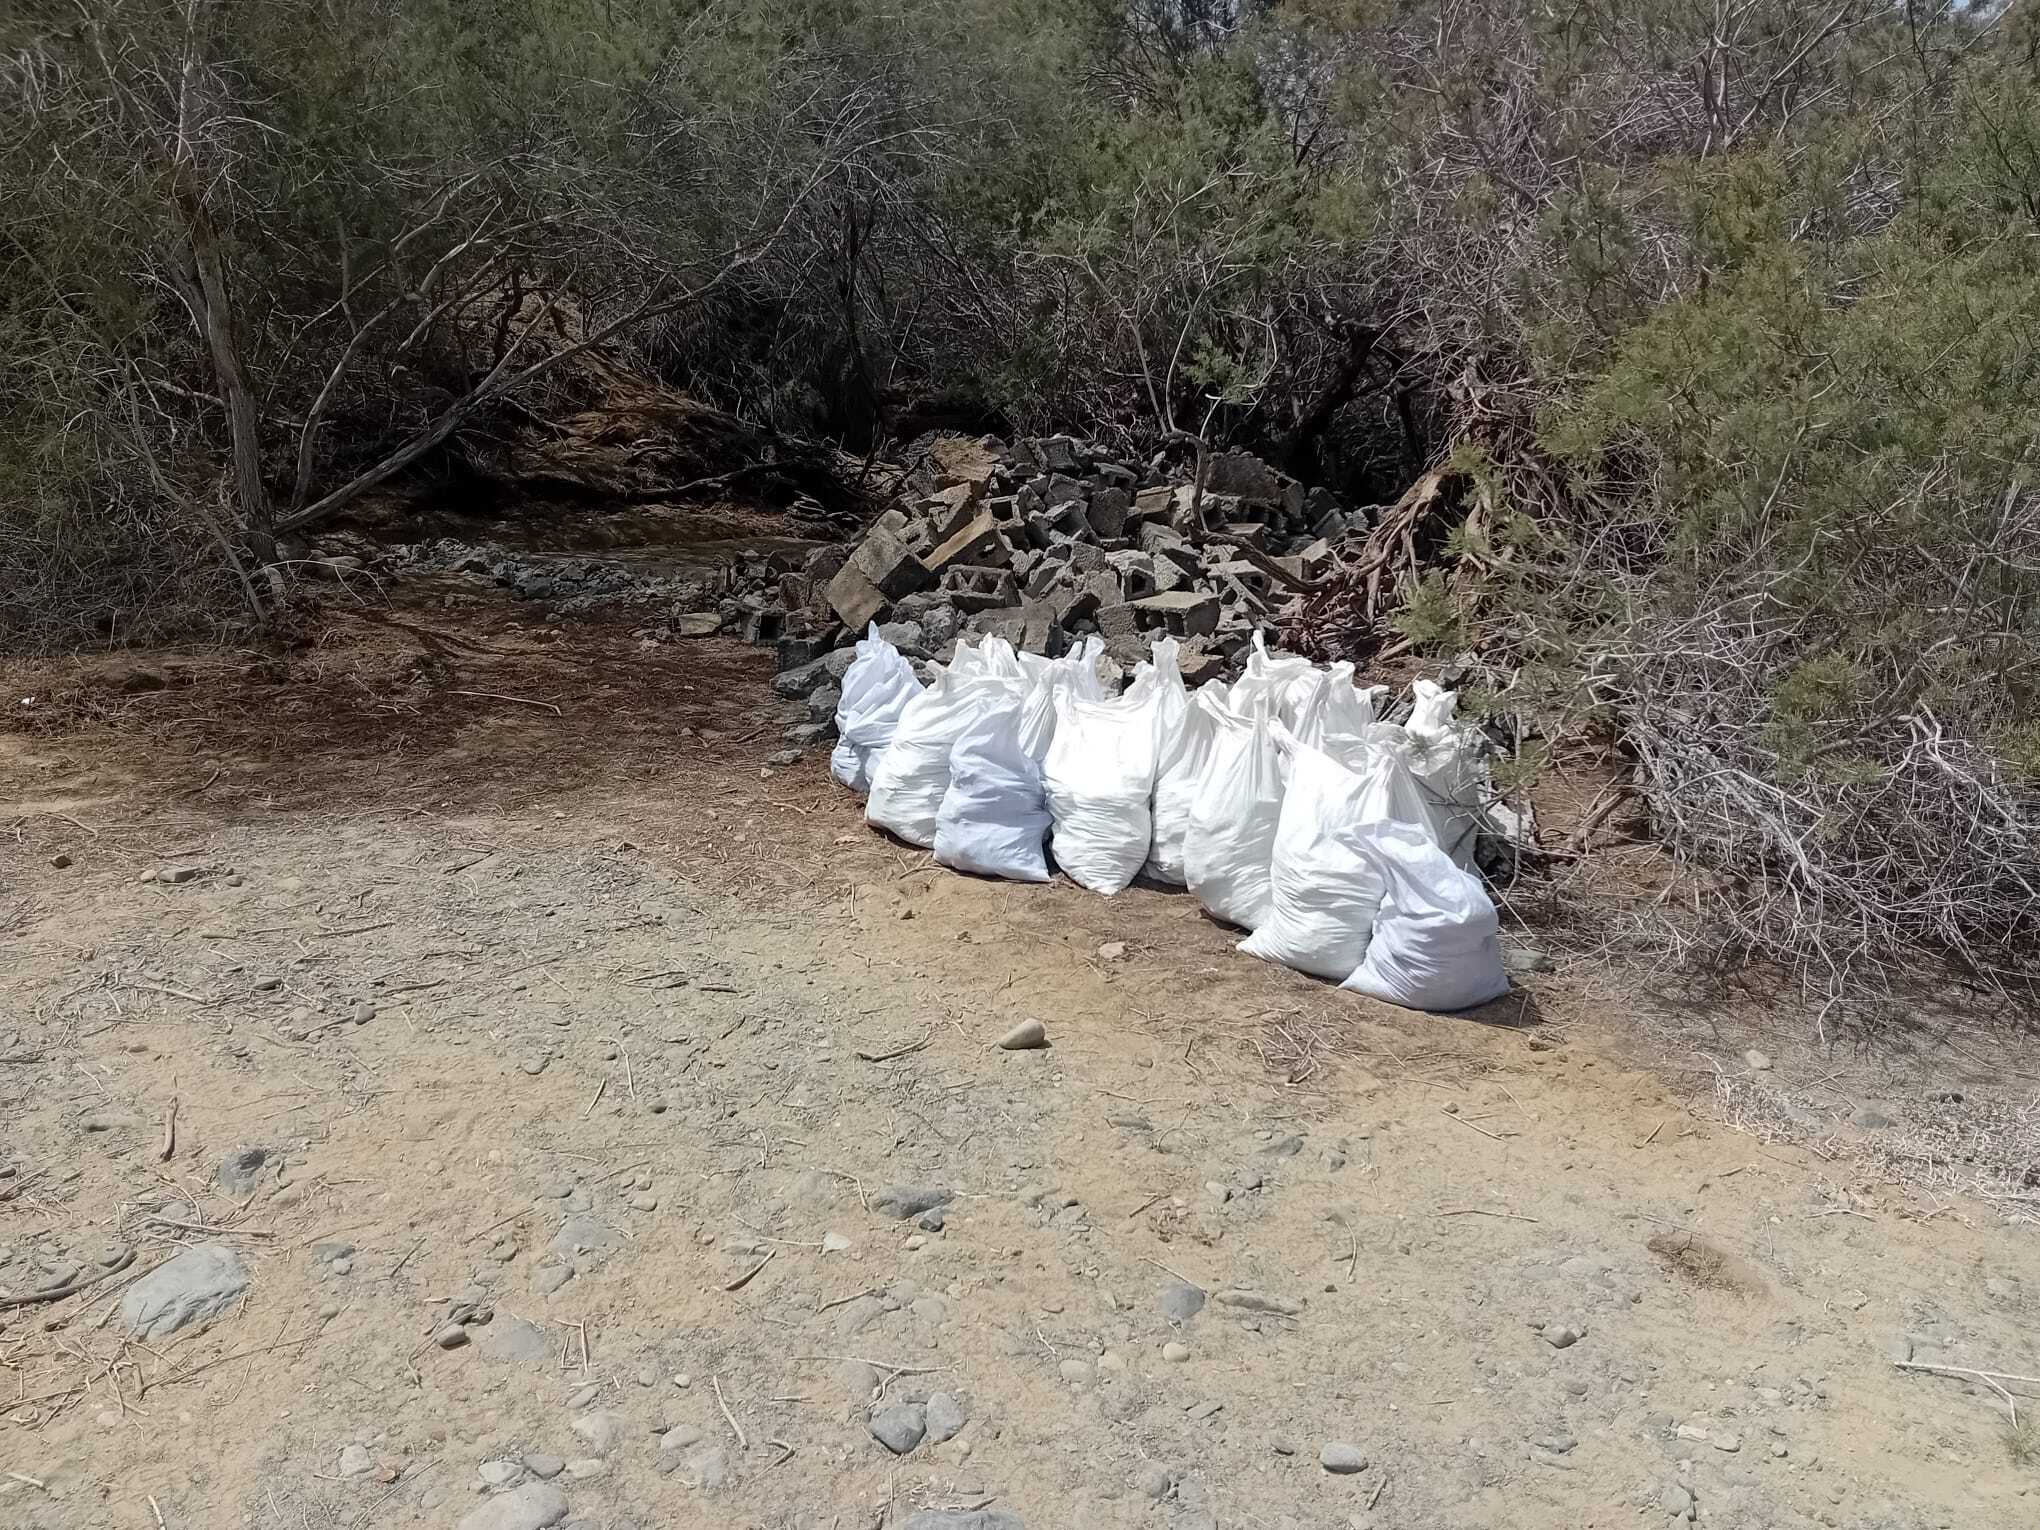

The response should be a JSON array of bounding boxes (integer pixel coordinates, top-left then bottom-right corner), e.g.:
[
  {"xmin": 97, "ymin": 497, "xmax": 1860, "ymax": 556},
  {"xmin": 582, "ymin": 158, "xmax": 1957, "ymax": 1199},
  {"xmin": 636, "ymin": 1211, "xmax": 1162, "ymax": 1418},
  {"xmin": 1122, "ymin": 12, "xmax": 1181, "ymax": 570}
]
[
  {"xmin": 1058, "ymin": 1359, "xmax": 1094, "ymax": 1386},
  {"xmin": 627, "ymin": 1193, "xmax": 658, "ymax": 1212},
  {"xmin": 338, "ymin": 1444, "xmax": 373, "ymax": 1477},
  {"xmin": 50, "ymin": 853, "xmax": 72, "ymax": 869},
  {"xmin": 523, "ymin": 1454, "xmax": 564, "ymax": 1480},
  {"xmin": 330, "ymin": 1256, "xmax": 353, "ymax": 1276},
  {"xmin": 1745, "ymin": 1048, "xmax": 1773, "ymax": 1071},
  {"xmin": 1135, "ymin": 1464, "xmax": 1171, "ymax": 1500},
  {"xmin": 477, "ymin": 1460, "xmax": 522, "ymax": 1488},
  {"xmin": 1162, "ymin": 1342, "xmax": 1190, "ymax": 1363},
  {"xmin": 350, "ymin": 1001, "xmax": 376, "ymax": 1025},
  {"xmin": 1320, "ymin": 1442, "xmax": 1368, "ymax": 1474},
  {"xmin": 521, "ymin": 1056, "xmax": 549, "ymax": 1076},
  {"xmin": 1542, "ymin": 1323, "xmax": 1581, "ymax": 1349},
  {"xmin": 997, "ymin": 1017, "xmax": 1048, "ymax": 1050},
  {"xmin": 904, "ymin": 1234, "xmax": 926, "ymax": 1252},
  {"xmin": 433, "ymin": 1323, "xmax": 468, "ymax": 1349}
]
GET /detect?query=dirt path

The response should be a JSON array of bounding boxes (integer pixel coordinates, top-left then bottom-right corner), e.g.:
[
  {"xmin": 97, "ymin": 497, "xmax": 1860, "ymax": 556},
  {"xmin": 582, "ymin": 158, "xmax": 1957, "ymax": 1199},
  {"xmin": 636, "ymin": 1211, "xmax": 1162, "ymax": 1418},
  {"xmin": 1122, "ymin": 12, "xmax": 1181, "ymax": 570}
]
[{"xmin": 2, "ymin": 616, "xmax": 2036, "ymax": 1530}]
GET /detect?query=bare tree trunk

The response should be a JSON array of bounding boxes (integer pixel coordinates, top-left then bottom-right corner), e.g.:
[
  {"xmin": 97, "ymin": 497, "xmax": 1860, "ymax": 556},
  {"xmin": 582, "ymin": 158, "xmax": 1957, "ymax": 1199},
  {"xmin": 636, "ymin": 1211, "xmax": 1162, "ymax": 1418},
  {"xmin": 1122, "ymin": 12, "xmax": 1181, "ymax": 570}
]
[{"xmin": 164, "ymin": 190, "xmax": 274, "ymax": 560}]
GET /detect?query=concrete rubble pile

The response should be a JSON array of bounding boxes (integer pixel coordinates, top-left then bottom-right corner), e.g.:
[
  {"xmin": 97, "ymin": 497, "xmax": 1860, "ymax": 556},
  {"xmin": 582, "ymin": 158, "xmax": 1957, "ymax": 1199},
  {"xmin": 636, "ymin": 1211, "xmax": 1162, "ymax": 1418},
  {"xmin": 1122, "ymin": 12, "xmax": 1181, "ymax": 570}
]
[
  {"xmin": 380, "ymin": 433, "xmax": 1367, "ymax": 751},
  {"xmin": 764, "ymin": 434, "xmax": 1365, "ymax": 746}
]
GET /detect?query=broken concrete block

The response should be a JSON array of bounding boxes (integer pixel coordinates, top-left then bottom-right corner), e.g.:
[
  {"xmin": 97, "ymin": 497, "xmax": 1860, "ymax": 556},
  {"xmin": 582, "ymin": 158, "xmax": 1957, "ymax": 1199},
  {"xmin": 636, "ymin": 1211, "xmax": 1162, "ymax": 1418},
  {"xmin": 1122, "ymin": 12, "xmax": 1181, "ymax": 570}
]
[
  {"xmin": 1031, "ymin": 436, "xmax": 1082, "ymax": 474},
  {"xmin": 973, "ymin": 602, "xmax": 1060, "ymax": 656},
  {"xmin": 771, "ymin": 636, "xmax": 828, "ymax": 669},
  {"xmin": 1086, "ymin": 486, "xmax": 1130, "ymax": 541},
  {"xmin": 825, "ymin": 561, "xmax": 888, "ymax": 630},
  {"xmin": 1102, "ymin": 633, "xmax": 1149, "ymax": 672},
  {"xmin": 1024, "ymin": 545, "xmax": 1071, "ymax": 598},
  {"xmin": 1105, "ymin": 550, "xmax": 1157, "ymax": 602},
  {"xmin": 925, "ymin": 512, "xmax": 1006, "ymax": 574},
  {"xmin": 878, "ymin": 620, "xmax": 928, "ymax": 657},
  {"xmin": 985, "ymin": 494, "xmax": 1020, "ymax": 524},
  {"xmin": 943, "ymin": 565, "xmax": 1020, "ymax": 613},
  {"xmin": 1047, "ymin": 569, "xmax": 1119, "ymax": 628},
  {"xmin": 1218, "ymin": 520, "xmax": 1269, "ymax": 551},
  {"xmin": 868, "ymin": 506, "xmax": 913, "ymax": 541},
  {"xmin": 1132, "ymin": 590, "xmax": 1220, "ymax": 638},
  {"xmin": 738, "ymin": 608, "xmax": 783, "ymax": 645},
  {"xmin": 775, "ymin": 573, "xmax": 815, "ymax": 613},
  {"xmin": 1095, "ymin": 602, "xmax": 1140, "ymax": 640},
  {"xmin": 1178, "ymin": 642, "xmax": 1226, "ymax": 687},
  {"xmin": 849, "ymin": 527, "xmax": 932, "ymax": 600},
  {"xmin": 1042, "ymin": 473, "xmax": 1086, "ymax": 509},
  {"xmin": 1132, "ymin": 486, "xmax": 1174, "ymax": 524},
  {"xmin": 1204, "ymin": 450, "xmax": 1284, "ymax": 502},
  {"xmin": 923, "ymin": 497, "xmax": 980, "ymax": 547},
  {"xmin": 1024, "ymin": 500, "xmax": 1088, "ymax": 549},
  {"xmin": 805, "ymin": 544, "xmax": 850, "ymax": 582},
  {"xmin": 1211, "ymin": 559, "xmax": 1272, "ymax": 601},
  {"xmin": 1065, "ymin": 540, "xmax": 1107, "ymax": 575}
]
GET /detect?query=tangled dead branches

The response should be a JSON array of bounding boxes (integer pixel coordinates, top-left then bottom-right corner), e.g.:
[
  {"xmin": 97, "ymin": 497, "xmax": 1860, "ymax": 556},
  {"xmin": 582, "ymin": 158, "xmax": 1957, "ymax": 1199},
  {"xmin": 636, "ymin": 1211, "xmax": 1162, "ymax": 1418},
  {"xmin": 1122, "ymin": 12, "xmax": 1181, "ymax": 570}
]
[{"xmin": 1603, "ymin": 588, "xmax": 2040, "ymax": 1015}]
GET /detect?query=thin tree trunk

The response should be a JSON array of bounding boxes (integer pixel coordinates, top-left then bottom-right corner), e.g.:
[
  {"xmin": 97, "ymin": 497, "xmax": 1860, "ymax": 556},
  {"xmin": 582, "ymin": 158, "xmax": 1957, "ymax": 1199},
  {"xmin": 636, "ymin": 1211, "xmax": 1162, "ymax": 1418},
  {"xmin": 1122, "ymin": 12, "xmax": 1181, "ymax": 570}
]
[{"xmin": 166, "ymin": 189, "xmax": 274, "ymax": 559}]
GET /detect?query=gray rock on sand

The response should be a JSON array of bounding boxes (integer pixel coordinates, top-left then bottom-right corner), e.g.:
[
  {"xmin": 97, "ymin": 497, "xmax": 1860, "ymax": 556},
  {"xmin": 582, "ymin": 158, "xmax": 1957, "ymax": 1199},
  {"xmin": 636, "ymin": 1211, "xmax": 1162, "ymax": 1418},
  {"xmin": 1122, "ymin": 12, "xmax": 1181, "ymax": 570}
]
[
  {"xmin": 1159, "ymin": 1280, "xmax": 1205, "ymax": 1323},
  {"xmin": 903, "ymin": 1513, "xmax": 1025, "ymax": 1530},
  {"xmin": 1320, "ymin": 1442, "xmax": 1368, "ymax": 1474},
  {"xmin": 873, "ymin": 1185, "xmax": 952, "ymax": 1220},
  {"xmin": 120, "ymin": 1244, "xmax": 248, "ymax": 1339},
  {"xmin": 454, "ymin": 1483, "xmax": 568, "ymax": 1530},
  {"xmin": 924, "ymin": 1390, "xmax": 967, "ymax": 1444},
  {"xmin": 215, "ymin": 1146, "xmax": 271, "ymax": 1197},
  {"xmin": 996, "ymin": 1018, "xmax": 1047, "ymax": 1050},
  {"xmin": 870, "ymin": 1401, "xmax": 927, "ymax": 1454}
]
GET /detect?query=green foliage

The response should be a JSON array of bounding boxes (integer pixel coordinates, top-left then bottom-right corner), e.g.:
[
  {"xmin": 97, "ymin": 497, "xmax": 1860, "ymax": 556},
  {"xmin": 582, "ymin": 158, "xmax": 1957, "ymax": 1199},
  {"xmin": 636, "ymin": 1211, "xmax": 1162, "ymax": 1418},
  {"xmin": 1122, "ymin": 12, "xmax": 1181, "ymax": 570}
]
[{"xmin": 1388, "ymin": 570, "xmax": 1467, "ymax": 655}]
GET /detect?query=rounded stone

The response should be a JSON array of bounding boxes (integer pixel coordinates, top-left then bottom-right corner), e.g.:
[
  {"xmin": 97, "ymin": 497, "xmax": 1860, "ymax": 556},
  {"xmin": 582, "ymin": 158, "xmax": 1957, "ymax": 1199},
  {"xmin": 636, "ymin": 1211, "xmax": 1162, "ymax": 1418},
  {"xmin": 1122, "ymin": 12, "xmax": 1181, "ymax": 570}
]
[{"xmin": 1320, "ymin": 1441, "xmax": 1368, "ymax": 1474}]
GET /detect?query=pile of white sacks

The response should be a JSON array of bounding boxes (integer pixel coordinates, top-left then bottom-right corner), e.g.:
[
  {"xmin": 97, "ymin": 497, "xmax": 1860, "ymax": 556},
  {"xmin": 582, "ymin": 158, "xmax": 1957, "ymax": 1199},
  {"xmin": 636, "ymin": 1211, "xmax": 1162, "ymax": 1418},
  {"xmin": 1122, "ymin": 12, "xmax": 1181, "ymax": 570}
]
[{"xmin": 829, "ymin": 625, "xmax": 1509, "ymax": 1012}]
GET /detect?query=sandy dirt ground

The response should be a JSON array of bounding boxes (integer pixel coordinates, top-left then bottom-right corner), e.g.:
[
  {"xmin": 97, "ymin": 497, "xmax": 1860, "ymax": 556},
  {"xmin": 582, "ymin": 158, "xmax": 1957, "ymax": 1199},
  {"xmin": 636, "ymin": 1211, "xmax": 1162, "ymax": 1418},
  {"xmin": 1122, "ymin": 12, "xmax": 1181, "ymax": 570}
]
[{"xmin": 2, "ymin": 592, "xmax": 2037, "ymax": 1530}]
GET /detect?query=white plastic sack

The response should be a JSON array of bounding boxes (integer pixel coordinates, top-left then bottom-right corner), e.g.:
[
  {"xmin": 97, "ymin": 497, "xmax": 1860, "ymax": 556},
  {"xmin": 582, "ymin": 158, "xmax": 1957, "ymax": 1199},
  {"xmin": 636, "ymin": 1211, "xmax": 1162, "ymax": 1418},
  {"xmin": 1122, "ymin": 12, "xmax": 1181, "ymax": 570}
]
[
  {"xmin": 1404, "ymin": 679, "xmax": 1488, "ymax": 868},
  {"xmin": 1182, "ymin": 695, "xmax": 1284, "ymax": 929},
  {"xmin": 1230, "ymin": 632, "xmax": 1316, "ymax": 723},
  {"xmin": 933, "ymin": 675, "xmax": 1055, "ymax": 882},
  {"xmin": 1239, "ymin": 733, "xmax": 1437, "ymax": 980},
  {"xmin": 1294, "ymin": 662, "xmax": 1386, "ymax": 768},
  {"xmin": 1043, "ymin": 641, "xmax": 1177, "ymax": 894},
  {"xmin": 1146, "ymin": 680, "xmax": 1230, "ymax": 886},
  {"xmin": 831, "ymin": 624, "xmax": 923, "ymax": 794},
  {"xmin": 866, "ymin": 661, "xmax": 1007, "ymax": 848},
  {"xmin": 1341, "ymin": 823, "xmax": 1508, "ymax": 1011}
]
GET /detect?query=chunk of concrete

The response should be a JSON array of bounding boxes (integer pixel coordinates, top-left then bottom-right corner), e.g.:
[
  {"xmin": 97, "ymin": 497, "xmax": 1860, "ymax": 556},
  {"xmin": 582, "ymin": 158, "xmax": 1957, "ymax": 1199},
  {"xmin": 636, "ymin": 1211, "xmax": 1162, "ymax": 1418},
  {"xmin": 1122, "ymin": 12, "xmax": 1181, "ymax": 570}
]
[
  {"xmin": 1132, "ymin": 590, "xmax": 1220, "ymax": 638},
  {"xmin": 925, "ymin": 512, "xmax": 1006, "ymax": 574},
  {"xmin": 826, "ymin": 561, "xmax": 888, "ymax": 630}
]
